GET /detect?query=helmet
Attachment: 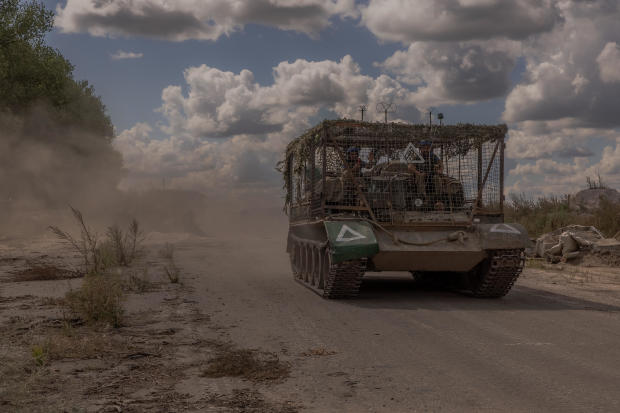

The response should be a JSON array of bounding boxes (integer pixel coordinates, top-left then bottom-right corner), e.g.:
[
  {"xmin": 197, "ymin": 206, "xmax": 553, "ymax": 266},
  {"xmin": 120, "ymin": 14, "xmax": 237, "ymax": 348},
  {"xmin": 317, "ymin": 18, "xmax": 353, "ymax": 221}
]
[
  {"xmin": 419, "ymin": 140, "xmax": 432, "ymax": 147},
  {"xmin": 346, "ymin": 146, "xmax": 360, "ymax": 153}
]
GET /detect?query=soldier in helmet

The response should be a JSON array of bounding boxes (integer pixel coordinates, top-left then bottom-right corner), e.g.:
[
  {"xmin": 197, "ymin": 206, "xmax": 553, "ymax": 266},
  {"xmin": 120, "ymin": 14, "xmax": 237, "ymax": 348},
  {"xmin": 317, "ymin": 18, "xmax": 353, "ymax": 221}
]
[{"xmin": 410, "ymin": 140, "xmax": 442, "ymax": 175}]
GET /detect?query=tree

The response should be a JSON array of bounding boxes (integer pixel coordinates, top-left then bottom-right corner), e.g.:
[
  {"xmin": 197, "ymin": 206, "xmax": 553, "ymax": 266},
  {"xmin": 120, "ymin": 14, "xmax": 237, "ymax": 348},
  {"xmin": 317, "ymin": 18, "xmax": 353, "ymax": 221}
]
[
  {"xmin": 0, "ymin": 1, "xmax": 122, "ymax": 207},
  {"xmin": 0, "ymin": 0, "xmax": 113, "ymax": 137}
]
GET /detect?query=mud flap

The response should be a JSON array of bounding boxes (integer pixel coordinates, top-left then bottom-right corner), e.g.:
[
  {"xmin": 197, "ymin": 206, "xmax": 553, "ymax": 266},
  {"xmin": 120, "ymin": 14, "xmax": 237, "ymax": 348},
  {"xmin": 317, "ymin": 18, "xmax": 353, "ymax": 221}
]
[{"xmin": 324, "ymin": 221, "xmax": 379, "ymax": 263}]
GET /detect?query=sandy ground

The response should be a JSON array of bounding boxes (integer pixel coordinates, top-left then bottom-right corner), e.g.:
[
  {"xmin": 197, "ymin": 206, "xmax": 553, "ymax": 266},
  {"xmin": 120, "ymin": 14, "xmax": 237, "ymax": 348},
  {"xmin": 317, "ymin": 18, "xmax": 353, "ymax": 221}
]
[{"xmin": 2, "ymin": 230, "xmax": 620, "ymax": 412}]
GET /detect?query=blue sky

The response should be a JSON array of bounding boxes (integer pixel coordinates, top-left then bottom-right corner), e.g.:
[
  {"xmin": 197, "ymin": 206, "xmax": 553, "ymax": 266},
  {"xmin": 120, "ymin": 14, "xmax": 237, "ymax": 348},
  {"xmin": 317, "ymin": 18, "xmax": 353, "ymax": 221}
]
[
  {"xmin": 47, "ymin": 12, "xmax": 519, "ymax": 132},
  {"xmin": 43, "ymin": 0, "xmax": 620, "ymax": 196}
]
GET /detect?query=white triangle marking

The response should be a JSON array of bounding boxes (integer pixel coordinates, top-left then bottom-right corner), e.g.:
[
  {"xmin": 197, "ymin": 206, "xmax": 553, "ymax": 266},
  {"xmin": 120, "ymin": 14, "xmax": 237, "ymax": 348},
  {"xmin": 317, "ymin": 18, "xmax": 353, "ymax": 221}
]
[
  {"xmin": 490, "ymin": 224, "xmax": 521, "ymax": 234},
  {"xmin": 336, "ymin": 225, "xmax": 367, "ymax": 242},
  {"xmin": 402, "ymin": 142, "xmax": 425, "ymax": 164}
]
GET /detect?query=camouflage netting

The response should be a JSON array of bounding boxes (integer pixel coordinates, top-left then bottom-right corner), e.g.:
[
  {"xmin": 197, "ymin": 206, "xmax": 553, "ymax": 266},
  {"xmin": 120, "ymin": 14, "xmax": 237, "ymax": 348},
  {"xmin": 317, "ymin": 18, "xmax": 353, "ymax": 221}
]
[{"xmin": 278, "ymin": 119, "xmax": 507, "ymax": 213}]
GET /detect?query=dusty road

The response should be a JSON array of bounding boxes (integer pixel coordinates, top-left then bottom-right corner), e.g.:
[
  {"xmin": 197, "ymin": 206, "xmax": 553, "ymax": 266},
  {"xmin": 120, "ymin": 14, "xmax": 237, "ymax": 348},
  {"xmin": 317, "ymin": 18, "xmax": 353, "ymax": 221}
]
[
  {"xmin": 177, "ymin": 234, "xmax": 620, "ymax": 413},
  {"xmin": 2, "ymin": 228, "xmax": 620, "ymax": 412}
]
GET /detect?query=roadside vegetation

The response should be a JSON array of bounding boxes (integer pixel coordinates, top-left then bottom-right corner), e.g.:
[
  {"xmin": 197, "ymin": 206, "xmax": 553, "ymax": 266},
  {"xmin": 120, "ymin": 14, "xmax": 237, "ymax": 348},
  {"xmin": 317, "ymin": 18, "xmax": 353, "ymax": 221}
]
[
  {"xmin": 0, "ymin": 0, "xmax": 113, "ymax": 136},
  {"xmin": 49, "ymin": 207, "xmax": 143, "ymax": 275},
  {"xmin": 1, "ymin": 0, "xmax": 122, "ymax": 209},
  {"xmin": 48, "ymin": 207, "xmax": 144, "ymax": 328},
  {"xmin": 505, "ymin": 190, "xmax": 620, "ymax": 239},
  {"xmin": 159, "ymin": 243, "xmax": 181, "ymax": 283}
]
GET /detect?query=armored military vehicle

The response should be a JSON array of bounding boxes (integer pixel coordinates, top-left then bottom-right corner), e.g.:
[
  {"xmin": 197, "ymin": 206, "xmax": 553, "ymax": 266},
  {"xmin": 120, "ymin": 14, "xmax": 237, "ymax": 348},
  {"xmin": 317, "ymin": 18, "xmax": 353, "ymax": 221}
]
[{"xmin": 280, "ymin": 120, "xmax": 528, "ymax": 298}]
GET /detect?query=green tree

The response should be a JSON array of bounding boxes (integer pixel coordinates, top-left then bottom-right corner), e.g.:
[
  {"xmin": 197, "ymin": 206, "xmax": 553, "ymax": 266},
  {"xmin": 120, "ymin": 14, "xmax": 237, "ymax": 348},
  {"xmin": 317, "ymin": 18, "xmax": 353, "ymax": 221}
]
[
  {"xmin": 0, "ymin": 0, "xmax": 122, "ymax": 208},
  {"xmin": 0, "ymin": 0, "xmax": 113, "ymax": 137}
]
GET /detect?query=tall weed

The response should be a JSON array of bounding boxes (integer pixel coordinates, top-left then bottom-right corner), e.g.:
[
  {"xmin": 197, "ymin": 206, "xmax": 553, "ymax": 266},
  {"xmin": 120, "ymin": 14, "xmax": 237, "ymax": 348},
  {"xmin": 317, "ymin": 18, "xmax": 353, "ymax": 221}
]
[
  {"xmin": 505, "ymin": 193, "xmax": 620, "ymax": 238},
  {"xmin": 49, "ymin": 207, "xmax": 143, "ymax": 274}
]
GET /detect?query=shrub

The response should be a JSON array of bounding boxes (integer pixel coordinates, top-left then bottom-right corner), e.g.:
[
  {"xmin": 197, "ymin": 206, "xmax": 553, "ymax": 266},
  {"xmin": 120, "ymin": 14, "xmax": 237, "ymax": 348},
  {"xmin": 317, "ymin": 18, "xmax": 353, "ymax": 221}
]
[
  {"xmin": 65, "ymin": 275, "xmax": 124, "ymax": 328},
  {"xmin": 159, "ymin": 243, "xmax": 180, "ymax": 283},
  {"xmin": 505, "ymin": 193, "xmax": 620, "ymax": 238},
  {"xmin": 49, "ymin": 207, "xmax": 142, "ymax": 274}
]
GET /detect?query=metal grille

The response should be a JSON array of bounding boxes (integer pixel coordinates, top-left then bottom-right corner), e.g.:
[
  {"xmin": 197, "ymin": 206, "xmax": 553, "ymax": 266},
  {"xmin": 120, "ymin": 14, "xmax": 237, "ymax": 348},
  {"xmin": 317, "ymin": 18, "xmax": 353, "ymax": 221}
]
[{"xmin": 287, "ymin": 121, "xmax": 505, "ymax": 225}]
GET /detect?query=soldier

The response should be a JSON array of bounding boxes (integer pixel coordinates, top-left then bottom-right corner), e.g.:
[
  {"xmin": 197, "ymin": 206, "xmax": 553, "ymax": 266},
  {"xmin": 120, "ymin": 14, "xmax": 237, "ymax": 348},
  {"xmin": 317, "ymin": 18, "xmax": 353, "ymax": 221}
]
[
  {"xmin": 345, "ymin": 146, "xmax": 376, "ymax": 176},
  {"xmin": 408, "ymin": 141, "xmax": 445, "ymax": 210}
]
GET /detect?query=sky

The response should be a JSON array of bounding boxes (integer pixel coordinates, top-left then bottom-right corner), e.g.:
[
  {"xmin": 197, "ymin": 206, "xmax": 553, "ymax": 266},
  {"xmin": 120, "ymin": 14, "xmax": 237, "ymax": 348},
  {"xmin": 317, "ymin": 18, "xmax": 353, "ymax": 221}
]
[{"xmin": 43, "ymin": 0, "xmax": 620, "ymax": 198}]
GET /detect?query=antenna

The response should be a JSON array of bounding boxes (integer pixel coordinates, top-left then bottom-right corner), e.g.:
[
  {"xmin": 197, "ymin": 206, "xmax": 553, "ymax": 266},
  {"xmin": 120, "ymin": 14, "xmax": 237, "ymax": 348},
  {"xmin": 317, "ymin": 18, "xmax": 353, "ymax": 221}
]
[
  {"xmin": 359, "ymin": 105, "xmax": 367, "ymax": 121},
  {"xmin": 428, "ymin": 107, "xmax": 436, "ymax": 127},
  {"xmin": 376, "ymin": 102, "xmax": 396, "ymax": 123}
]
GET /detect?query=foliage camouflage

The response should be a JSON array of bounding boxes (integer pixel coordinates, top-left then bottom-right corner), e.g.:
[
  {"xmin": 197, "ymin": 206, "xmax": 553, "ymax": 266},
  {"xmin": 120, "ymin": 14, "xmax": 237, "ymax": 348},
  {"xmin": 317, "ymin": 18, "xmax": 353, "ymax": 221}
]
[{"xmin": 278, "ymin": 119, "xmax": 507, "ymax": 210}]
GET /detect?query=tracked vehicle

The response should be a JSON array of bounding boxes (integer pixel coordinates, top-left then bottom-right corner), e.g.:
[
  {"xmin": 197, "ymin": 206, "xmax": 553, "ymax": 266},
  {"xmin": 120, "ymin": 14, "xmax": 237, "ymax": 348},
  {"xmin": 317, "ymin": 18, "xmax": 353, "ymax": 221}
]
[{"xmin": 280, "ymin": 120, "xmax": 528, "ymax": 298}]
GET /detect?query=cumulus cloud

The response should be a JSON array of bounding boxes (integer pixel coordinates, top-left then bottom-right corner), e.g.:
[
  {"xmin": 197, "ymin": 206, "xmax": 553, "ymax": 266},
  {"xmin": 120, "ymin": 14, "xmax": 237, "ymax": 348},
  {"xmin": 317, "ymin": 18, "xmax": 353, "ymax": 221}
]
[
  {"xmin": 114, "ymin": 117, "xmax": 305, "ymax": 192},
  {"xmin": 504, "ymin": 120, "xmax": 620, "ymax": 160},
  {"xmin": 507, "ymin": 142, "xmax": 620, "ymax": 195},
  {"xmin": 116, "ymin": 55, "xmax": 419, "ymax": 191},
  {"xmin": 597, "ymin": 42, "xmax": 620, "ymax": 83},
  {"xmin": 58, "ymin": 0, "xmax": 620, "ymax": 195},
  {"xmin": 361, "ymin": 0, "xmax": 561, "ymax": 43},
  {"xmin": 55, "ymin": 0, "xmax": 358, "ymax": 41},
  {"xmin": 503, "ymin": 1, "xmax": 620, "ymax": 128},
  {"xmin": 110, "ymin": 50, "xmax": 144, "ymax": 60},
  {"xmin": 379, "ymin": 40, "xmax": 519, "ymax": 106},
  {"xmin": 158, "ymin": 55, "xmax": 419, "ymax": 139}
]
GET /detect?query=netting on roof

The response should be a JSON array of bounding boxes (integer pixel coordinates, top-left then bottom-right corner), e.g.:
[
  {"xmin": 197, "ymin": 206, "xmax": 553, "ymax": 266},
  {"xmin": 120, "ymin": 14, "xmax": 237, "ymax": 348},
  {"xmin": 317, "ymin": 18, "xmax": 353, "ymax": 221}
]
[{"xmin": 280, "ymin": 120, "xmax": 506, "ymax": 224}]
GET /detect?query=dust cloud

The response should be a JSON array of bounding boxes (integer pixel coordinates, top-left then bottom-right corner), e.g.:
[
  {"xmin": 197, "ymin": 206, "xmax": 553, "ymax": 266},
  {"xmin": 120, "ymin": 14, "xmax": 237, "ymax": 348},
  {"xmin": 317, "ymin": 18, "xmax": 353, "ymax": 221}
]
[{"xmin": 0, "ymin": 107, "xmax": 288, "ymax": 242}]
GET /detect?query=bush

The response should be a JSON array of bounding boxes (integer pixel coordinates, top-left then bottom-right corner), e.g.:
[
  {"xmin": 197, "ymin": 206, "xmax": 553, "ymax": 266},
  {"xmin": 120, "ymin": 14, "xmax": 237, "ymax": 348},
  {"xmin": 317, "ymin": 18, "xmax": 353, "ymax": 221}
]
[
  {"xmin": 65, "ymin": 274, "xmax": 124, "ymax": 328},
  {"xmin": 505, "ymin": 193, "xmax": 620, "ymax": 238},
  {"xmin": 49, "ymin": 207, "xmax": 142, "ymax": 274},
  {"xmin": 591, "ymin": 196, "xmax": 620, "ymax": 237}
]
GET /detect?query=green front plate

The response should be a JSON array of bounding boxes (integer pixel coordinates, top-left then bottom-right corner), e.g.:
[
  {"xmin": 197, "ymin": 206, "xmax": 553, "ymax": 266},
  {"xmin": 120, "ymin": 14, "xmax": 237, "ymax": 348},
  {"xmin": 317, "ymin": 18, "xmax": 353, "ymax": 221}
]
[{"xmin": 324, "ymin": 221, "xmax": 379, "ymax": 263}]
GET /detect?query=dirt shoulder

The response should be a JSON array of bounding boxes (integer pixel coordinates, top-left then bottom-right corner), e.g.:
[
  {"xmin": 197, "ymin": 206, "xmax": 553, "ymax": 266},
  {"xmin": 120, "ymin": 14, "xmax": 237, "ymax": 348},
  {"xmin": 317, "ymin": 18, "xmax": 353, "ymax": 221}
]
[
  {"xmin": 2, "ymin": 233, "xmax": 620, "ymax": 412},
  {"xmin": 0, "ymin": 234, "xmax": 300, "ymax": 412},
  {"xmin": 519, "ymin": 261, "xmax": 620, "ymax": 309}
]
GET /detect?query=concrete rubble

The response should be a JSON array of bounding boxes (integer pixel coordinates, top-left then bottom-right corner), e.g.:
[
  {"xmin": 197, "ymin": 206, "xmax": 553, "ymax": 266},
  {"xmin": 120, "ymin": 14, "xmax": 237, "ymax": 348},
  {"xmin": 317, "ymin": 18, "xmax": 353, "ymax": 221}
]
[{"xmin": 535, "ymin": 225, "xmax": 620, "ymax": 264}]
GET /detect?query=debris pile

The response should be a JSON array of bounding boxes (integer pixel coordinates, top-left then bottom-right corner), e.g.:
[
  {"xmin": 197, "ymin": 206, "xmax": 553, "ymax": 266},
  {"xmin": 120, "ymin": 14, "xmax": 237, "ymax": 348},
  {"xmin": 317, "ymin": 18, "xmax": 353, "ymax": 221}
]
[{"xmin": 535, "ymin": 225, "xmax": 620, "ymax": 265}]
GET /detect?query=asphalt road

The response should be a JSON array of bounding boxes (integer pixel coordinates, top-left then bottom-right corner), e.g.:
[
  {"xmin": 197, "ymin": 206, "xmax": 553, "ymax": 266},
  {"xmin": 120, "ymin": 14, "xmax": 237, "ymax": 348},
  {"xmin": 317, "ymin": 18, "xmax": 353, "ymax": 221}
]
[{"xmin": 179, "ymin": 235, "xmax": 620, "ymax": 413}]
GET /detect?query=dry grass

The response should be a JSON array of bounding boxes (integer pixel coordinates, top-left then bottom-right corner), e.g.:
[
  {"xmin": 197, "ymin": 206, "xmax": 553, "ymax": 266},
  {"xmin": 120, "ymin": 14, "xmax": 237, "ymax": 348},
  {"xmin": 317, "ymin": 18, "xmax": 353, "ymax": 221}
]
[
  {"xmin": 105, "ymin": 219, "xmax": 143, "ymax": 267},
  {"xmin": 31, "ymin": 329, "xmax": 118, "ymax": 362},
  {"xmin": 159, "ymin": 243, "xmax": 180, "ymax": 283},
  {"xmin": 10, "ymin": 265, "xmax": 78, "ymax": 282},
  {"xmin": 0, "ymin": 351, "xmax": 62, "ymax": 412},
  {"xmin": 49, "ymin": 206, "xmax": 103, "ymax": 274},
  {"xmin": 124, "ymin": 269, "xmax": 156, "ymax": 293},
  {"xmin": 49, "ymin": 207, "xmax": 143, "ymax": 274},
  {"xmin": 64, "ymin": 275, "xmax": 124, "ymax": 328},
  {"xmin": 525, "ymin": 258, "xmax": 546, "ymax": 270},
  {"xmin": 202, "ymin": 345, "xmax": 290, "ymax": 383},
  {"xmin": 204, "ymin": 389, "xmax": 299, "ymax": 413},
  {"xmin": 505, "ymin": 193, "xmax": 620, "ymax": 238},
  {"xmin": 301, "ymin": 348, "xmax": 337, "ymax": 357}
]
